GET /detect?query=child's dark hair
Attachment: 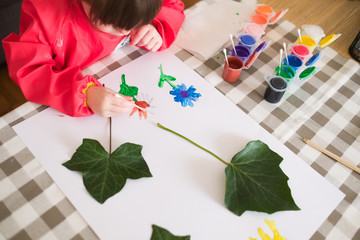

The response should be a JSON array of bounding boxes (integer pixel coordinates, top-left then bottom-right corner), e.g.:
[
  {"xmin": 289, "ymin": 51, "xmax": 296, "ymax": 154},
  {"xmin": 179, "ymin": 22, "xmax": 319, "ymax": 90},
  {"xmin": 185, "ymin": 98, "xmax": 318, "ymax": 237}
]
[{"xmin": 83, "ymin": 0, "xmax": 163, "ymax": 30}]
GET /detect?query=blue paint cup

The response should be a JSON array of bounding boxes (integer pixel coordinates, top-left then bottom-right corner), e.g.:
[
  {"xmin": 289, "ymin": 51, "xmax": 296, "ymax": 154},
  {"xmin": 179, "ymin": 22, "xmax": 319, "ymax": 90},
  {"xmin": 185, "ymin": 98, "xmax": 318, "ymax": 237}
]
[
  {"xmin": 237, "ymin": 34, "xmax": 257, "ymax": 51},
  {"xmin": 229, "ymin": 45, "xmax": 251, "ymax": 62},
  {"xmin": 283, "ymin": 55, "xmax": 303, "ymax": 73}
]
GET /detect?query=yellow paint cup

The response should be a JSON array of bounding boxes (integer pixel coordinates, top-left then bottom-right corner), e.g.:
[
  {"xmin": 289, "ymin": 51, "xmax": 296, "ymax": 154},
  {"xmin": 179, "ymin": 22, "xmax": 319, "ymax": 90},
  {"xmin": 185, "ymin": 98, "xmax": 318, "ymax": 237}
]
[{"xmin": 296, "ymin": 36, "xmax": 316, "ymax": 52}]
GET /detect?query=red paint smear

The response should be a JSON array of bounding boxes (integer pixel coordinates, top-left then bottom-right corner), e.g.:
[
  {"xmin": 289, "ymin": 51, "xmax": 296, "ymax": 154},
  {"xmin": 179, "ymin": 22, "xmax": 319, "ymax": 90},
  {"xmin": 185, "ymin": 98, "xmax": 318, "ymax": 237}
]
[{"xmin": 130, "ymin": 101, "xmax": 150, "ymax": 120}]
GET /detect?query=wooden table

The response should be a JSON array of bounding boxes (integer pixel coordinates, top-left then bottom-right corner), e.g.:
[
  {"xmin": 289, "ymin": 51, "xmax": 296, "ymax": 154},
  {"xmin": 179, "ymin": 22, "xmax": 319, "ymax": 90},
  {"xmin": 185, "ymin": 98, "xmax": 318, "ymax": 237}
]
[{"xmin": 257, "ymin": 0, "xmax": 360, "ymax": 59}]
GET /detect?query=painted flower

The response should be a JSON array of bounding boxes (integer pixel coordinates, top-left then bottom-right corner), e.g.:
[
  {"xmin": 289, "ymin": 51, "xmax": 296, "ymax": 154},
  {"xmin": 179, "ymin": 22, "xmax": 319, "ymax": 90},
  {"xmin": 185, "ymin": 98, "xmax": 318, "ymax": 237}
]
[
  {"xmin": 170, "ymin": 84, "xmax": 201, "ymax": 107},
  {"xmin": 250, "ymin": 218, "xmax": 287, "ymax": 240},
  {"xmin": 158, "ymin": 64, "xmax": 177, "ymax": 88}
]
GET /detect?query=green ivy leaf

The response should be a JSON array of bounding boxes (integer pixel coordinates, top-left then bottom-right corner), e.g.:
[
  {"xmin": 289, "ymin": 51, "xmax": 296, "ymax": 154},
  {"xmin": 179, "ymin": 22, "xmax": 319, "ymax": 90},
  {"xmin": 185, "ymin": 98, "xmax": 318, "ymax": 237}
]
[
  {"xmin": 151, "ymin": 225, "xmax": 191, "ymax": 240},
  {"xmin": 63, "ymin": 139, "xmax": 152, "ymax": 204},
  {"xmin": 119, "ymin": 74, "xmax": 139, "ymax": 101},
  {"xmin": 224, "ymin": 140, "xmax": 300, "ymax": 216}
]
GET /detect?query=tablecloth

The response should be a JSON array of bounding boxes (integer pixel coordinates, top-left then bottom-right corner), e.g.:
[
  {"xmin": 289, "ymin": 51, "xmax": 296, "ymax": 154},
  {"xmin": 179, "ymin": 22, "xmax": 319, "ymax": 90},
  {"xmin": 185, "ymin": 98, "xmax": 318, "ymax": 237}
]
[{"xmin": 1, "ymin": 8, "xmax": 360, "ymax": 240}]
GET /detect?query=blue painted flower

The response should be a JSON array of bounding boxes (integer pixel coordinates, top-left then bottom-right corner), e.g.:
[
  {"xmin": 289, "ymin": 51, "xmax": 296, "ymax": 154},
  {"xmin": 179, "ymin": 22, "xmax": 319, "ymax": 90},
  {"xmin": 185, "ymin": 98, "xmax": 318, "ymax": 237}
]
[{"xmin": 169, "ymin": 84, "xmax": 201, "ymax": 107}]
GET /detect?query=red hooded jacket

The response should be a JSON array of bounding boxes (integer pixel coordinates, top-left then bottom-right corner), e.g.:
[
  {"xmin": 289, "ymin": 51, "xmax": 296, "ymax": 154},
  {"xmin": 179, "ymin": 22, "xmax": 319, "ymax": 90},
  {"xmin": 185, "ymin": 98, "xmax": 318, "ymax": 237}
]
[{"xmin": 2, "ymin": 0, "xmax": 185, "ymax": 116}]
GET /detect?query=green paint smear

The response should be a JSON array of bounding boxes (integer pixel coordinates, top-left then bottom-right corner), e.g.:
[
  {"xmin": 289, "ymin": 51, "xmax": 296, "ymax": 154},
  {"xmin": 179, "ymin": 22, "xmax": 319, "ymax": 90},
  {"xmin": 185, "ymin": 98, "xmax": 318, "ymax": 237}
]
[
  {"xmin": 119, "ymin": 74, "xmax": 138, "ymax": 101},
  {"xmin": 158, "ymin": 64, "xmax": 177, "ymax": 89}
]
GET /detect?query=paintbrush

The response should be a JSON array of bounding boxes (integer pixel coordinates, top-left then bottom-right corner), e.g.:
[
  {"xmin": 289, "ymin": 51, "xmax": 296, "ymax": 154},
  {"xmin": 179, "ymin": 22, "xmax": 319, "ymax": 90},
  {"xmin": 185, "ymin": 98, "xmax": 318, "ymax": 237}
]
[
  {"xmin": 302, "ymin": 138, "xmax": 360, "ymax": 174},
  {"xmin": 298, "ymin": 28, "xmax": 303, "ymax": 43},
  {"xmin": 103, "ymin": 83, "xmax": 144, "ymax": 111},
  {"xmin": 278, "ymin": 49, "xmax": 283, "ymax": 75},
  {"xmin": 114, "ymin": 93, "xmax": 145, "ymax": 111},
  {"xmin": 229, "ymin": 34, "xmax": 237, "ymax": 56},
  {"xmin": 223, "ymin": 48, "xmax": 229, "ymax": 66},
  {"xmin": 283, "ymin": 42, "xmax": 289, "ymax": 65}
]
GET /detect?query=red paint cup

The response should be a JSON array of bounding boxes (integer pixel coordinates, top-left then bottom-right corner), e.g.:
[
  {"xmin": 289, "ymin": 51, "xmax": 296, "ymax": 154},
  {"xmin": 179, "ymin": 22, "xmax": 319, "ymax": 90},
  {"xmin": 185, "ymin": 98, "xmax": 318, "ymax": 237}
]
[
  {"xmin": 290, "ymin": 44, "xmax": 311, "ymax": 61},
  {"xmin": 222, "ymin": 56, "xmax": 243, "ymax": 83}
]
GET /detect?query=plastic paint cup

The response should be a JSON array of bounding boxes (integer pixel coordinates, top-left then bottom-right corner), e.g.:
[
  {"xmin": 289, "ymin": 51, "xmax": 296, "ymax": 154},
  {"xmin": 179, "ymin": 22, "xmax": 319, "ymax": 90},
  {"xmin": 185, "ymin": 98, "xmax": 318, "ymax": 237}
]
[
  {"xmin": 283, "ymin": 55, "xmax": 303, "ymax": 73},
  {"xmin": 264, "ymin": 75, "xmax": 288, "ymax": 103},
  {"xmin": 319, "ymin": 33, "xmax": 341, "ymax": 48},
  {"xmin": 305, "ymin": 52, "xmax": 321, "ymax": 66},
  {"xmin": 251, "ymin": 14, "xmax": 268, "ymax": 28},
  {"xmin": 302, "ymin": 25, "xmax": 325, "ymax": 44},
  {"xmin": 296, "ymin": 36, "xmax": 316, "ymax": 52},
  {"xmin": 290, "ymin": 44, "xmax": 311, "ymax": 61},
  {"xmin": 238, "ymin": 34, "xmax": 257, "ymax": 51},
  {"xmin": 299, "ymin": 66, "xmax": 317, "ymax": 80},
  {"xmin": 269, "ymin": 9, "xmax": 288, "ymax": 25},
  {"xmin": 242, "ymin": 23, "xmax": 264, "ymax": 39},
  {"xmin": 274, "ymin": 65, "xmax": 296, "ymax": 82},
  {"xmin": 255, "ymin": 5, "xmax": 274, "ymax": 20},
  {"xmin": 229, "ymin": 45, "xmax": 251, "ymax": 62},
  {"xmin": 222, "ymin": 56, "xmax": 244, "ymax": 83}
]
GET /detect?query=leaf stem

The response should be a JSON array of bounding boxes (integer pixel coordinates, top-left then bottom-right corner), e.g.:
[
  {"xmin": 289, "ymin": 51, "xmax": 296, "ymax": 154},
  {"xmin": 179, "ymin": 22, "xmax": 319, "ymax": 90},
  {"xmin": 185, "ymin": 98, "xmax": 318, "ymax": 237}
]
[
  {"xmin": 167, "ymin": 80, "xmax": 177, "ymax": 89},
  {"xmin": 103, "ymin": 83, "xmax": 112, "ymax": 154},
  {"xmin": 158, "ymin": 64, "xmax": 164, "ymax": 75},
  {"xmin": 157, "ymin": 123, "xmax": 230, "ymax": 165},
  {"xmin": 109, "ymin": 117, "xmax": 112, "ymax": 154}
]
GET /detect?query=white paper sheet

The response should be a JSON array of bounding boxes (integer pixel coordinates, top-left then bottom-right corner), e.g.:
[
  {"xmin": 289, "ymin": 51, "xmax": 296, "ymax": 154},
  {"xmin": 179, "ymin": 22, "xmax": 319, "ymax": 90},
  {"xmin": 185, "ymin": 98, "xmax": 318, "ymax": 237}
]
[
  {"xmin": 13, "ymin": 50, "xmax": 344, "ymax": 240},
  {"xmin": 175, "ymin": 1, "xmax": 256, "ymax": 60}
]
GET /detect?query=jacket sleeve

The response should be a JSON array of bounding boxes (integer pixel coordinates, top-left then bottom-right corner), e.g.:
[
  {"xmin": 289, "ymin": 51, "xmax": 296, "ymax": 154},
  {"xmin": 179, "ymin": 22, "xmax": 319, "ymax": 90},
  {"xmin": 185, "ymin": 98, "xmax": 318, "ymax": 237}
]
[
  {"xmin": 2, "ymin": 1, "xmax": 102, "ymax": 117},
  {"xmin": 152, "ymin": 0, "xmax": 185, "ymax": 51}
]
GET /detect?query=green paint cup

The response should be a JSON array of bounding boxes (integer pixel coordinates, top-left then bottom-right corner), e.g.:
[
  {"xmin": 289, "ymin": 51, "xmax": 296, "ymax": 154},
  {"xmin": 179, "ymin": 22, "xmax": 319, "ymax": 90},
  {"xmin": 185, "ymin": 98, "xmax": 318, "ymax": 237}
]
[{"xmin": 274, "ymin": 65, "xmax": 296, "ymax": 82}]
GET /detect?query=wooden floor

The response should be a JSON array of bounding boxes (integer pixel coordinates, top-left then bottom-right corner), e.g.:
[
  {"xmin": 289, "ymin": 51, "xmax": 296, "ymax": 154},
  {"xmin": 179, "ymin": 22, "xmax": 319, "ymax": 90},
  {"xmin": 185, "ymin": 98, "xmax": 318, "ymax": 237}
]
[{"xmin": 0, "ymin": 0, "xmax": 359, "ymax": 117}]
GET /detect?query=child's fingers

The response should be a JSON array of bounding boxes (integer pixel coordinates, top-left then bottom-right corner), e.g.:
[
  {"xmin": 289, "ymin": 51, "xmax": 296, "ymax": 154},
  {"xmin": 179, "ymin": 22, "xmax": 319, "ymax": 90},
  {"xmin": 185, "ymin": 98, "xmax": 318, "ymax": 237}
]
[
  {"xmin": 147, "ymin": 40, "xmax": 162, "ymax": 52},
  {"xmin": 143, "ymin": 37, "xmax": 156, "ymax": 50},
  {"xmin": 109, "ymin": 104, "xmax": 133, "ymax": 114},
  {"xmin": 130, "ymin": 24, "xmax": 160, "ymax": 48},
  {"xmin": 130, "ymin": 28, "xmax": 147, "ymax": 46},
  {"xmin": 111, "ymin": 94, "xmax": 133, "ymax": 108},
  {"xmin": 101, "ymin": 91, "xmax": 134, "ymax": 116},
  {"xmin": 86, "ymin": 86, "xmax": 136, "ymax": 117},
  {"xmin": 114, "ymin": 93, "xmax": 133, "ymax": 101},
  {"xmin": 101, "ymin": 102, "xmax": 133, "ymax": 117}
]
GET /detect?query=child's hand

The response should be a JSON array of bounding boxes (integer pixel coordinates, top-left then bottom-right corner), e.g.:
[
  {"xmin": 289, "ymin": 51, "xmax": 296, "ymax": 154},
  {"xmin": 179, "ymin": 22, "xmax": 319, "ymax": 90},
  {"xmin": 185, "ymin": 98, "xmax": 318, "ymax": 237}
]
[
  {"xmin": 86, "ymin": 86, "xmax": 134, "ymax": 117},
  {"xmin": 130, "ymin": 24, "xmax": 163, "ymax": 52}
]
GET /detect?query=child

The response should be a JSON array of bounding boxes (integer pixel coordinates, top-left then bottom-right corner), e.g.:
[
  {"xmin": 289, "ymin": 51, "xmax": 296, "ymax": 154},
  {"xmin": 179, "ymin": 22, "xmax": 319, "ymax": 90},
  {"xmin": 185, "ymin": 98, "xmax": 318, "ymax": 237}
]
[{"xmin": 2, "ymin": 0, "xmax": 185, "ymax": 117}]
